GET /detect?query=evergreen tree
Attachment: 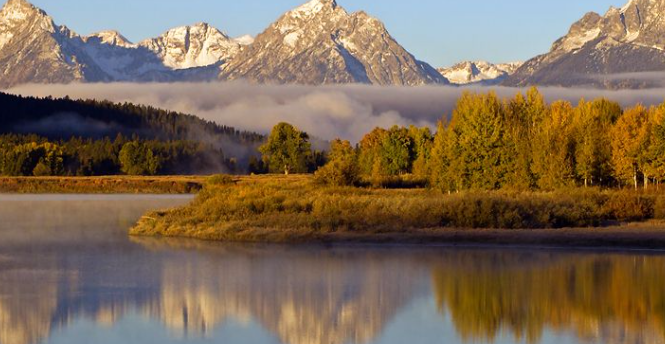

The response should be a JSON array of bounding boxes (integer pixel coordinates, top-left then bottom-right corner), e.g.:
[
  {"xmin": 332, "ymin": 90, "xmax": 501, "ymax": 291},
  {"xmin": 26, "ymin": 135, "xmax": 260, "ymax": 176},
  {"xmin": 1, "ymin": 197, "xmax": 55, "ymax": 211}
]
[{"xmin": 119, "ymin": 141, "xmax": 160, "ymax": 176}]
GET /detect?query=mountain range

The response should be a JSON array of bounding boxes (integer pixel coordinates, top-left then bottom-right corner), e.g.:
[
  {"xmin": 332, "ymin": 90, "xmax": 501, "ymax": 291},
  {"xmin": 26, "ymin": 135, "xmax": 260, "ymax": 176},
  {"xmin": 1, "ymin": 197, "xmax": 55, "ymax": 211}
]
[
  {"xmin": 0, "ymin": 0, "xmax": 664, "ymax": 88},
  {"xmin": 505, "ymin": 0, "xmax": 665, "ymax": 88},
  {"xmin": 438, "ymin": 61, "xmax": 523, "ymax": 85},
  {"xmin": 0, "ymin": 0, "xmax": 445, "ymax": 88}
]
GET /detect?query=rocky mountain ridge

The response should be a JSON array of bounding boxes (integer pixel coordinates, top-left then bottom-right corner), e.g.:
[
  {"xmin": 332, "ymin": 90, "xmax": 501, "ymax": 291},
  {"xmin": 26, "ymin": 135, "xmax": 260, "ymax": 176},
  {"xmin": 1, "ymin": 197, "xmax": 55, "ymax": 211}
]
[
  {"xmin": 504, "ymin": 0, "xmax": 665, "ymax": 88},
  {"xmin": 437, "ymin": 61, "xmax": 522, "ymax": 85},
  {"xmin": 0, "ymin": 0, "xmax": 446, "ymax": 88}
]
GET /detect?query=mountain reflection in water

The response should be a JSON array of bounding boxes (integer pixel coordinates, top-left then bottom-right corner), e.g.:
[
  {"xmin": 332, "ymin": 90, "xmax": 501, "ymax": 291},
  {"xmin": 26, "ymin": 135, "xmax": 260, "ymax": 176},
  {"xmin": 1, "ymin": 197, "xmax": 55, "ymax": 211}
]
[{"xmin": 0, "ymin": 195, "xmax": 664, "ymax": 344}]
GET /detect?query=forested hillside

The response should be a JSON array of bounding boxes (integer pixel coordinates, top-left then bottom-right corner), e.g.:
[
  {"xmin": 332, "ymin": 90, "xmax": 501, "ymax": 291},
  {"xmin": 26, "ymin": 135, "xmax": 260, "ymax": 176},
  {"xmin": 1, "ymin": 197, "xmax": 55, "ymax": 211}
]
[{"xmin": 0, "ymin": 92, "xmax": 265, "ymax": 176}]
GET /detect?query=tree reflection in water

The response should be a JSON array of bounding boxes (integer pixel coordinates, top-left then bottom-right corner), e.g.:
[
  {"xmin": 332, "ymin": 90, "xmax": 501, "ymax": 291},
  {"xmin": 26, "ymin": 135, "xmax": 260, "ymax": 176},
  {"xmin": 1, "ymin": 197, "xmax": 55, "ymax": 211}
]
[
  {"xmin": 1, "ymin": 195, "xmax": 665, "ymax": 344},
  {"xmin": 432, "ymin": 250, "xmax": 665, "ymax": 344}
]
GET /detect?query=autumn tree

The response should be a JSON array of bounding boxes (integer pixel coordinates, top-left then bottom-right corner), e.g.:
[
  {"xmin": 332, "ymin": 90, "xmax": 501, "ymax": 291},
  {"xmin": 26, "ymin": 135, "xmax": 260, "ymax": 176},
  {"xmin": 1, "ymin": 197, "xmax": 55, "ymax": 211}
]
[
  {"xmin": 610, "ymin": 105, "xmax": 650, "ymax": 189},
  {"xmin": 358, "ymin": 128, "xmax": 388, "ymax": 176},
  {"xmin": 409, "ymin": 126, "xmax": 434, "ymax": 177},
  {"xmin": 380, "ymin": 126, "xmax": 415, "ymax": 176},
  {"xmin": 531, "ymin": 101, "xmax": 576, "ymax": 190},
  {"xmin": 573, "ymin": 99, "xmax": 620, "ymax": 187},
  {"xmin": 505, "ymin": 87, "xmax": 547, "ymax": 188},
  {"xmin": 446, "ymin": 91, "xmax": 515, "ymax": 190},
  {"xmin": 429, "ymin": 119, "xmax": 460, "ymax": 192},
  {"xmin": 642, "ymin": 104, "xmax": 665, "ymax": 188},
  {"xmin": 259, "ymin": 122, "xmax": 312, "ymax": 175},
  {"xmin": 314, "ymin": 139, "xmax": 360, "ymax": 186}
]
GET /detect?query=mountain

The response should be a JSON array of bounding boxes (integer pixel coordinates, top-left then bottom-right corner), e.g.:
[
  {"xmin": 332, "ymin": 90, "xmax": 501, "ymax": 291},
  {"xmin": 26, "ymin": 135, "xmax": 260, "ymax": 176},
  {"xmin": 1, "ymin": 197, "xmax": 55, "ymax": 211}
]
[
  {"xmin": 138, "ymin": 23, "xmax": 243, "ymax": 70},
  {"xmin": 438, "ymin": 61, "xmax": 522, "ymax": 85},
  {"xmin": 0, "ymin": 0, "xmax": 248, "ymax": 87},
  {"xmin": 0, "ymin": 0, "xmax": 108, "ymax": 86},
  {"xmin": 219, "ymin": 0, "xmax": 446, "ymax": 85},
  {"xmin": 504, "ymin": 0, "xmax": 665, "ymax": 88},
  {"xmin": 0, "ymin": 0, "xmax": 445, "ymax": 88}
]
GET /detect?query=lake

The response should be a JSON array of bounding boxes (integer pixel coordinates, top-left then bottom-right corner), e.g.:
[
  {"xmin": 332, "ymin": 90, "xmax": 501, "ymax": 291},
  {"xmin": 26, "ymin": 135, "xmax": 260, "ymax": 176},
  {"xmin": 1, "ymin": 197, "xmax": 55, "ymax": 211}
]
[{"xmin": 0, "ymin": 194, "xmax": 663, "ymax": 344}]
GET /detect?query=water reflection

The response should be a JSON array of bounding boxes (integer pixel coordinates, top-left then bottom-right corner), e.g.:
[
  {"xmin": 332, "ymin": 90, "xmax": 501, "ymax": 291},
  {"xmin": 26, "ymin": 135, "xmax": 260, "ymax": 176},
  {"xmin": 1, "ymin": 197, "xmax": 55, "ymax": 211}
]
[
  {"xmin": 432, "ymin": 250, "xmax": 665, "ymax": 344},
  {"xmin": 139, "ymin": 242, "xmax": 425, "ymax": 344},
  {"xmin": 0, "ymin": 195, "xmax": 664, "ymax": 344}
]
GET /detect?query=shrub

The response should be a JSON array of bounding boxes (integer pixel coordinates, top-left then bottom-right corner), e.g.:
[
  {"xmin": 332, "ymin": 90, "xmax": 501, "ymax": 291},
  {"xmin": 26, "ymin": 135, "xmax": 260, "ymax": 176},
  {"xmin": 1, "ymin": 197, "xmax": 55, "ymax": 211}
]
[{"xmin": 207, "ymin": 174, "xmax": 236, "ymax": 186}]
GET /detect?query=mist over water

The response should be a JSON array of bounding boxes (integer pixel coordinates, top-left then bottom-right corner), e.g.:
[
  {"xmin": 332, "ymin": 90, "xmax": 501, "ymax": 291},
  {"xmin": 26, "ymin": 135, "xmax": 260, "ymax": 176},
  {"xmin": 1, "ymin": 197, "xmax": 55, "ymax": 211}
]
[
  {"xmin": 9, "ymin": 82, "xmax": 665, "ymax": 142},
  {"xmin": 0, "ymin": 195, "xmax": 664, "ymax": 344}
]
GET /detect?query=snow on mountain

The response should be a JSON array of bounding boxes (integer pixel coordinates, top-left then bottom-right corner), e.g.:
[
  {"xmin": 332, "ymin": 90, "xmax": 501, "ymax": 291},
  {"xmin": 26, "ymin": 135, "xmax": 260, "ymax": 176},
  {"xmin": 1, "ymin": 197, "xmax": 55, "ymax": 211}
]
[
  {"xmin": 219, "ymin": 0, "xmax": 446, "ymax": 85},
  {"xmin": 233, "ymin": 35, "xmax": 254, "ymax": 46},
  {"xmin": 139, "ymin": 23, "xmax": 242, "ymax": 70},
  {"xmin": 438, "ymin": 61, "xmax": 522, "ymax": 85},
  {"xmin": 0, "ymin": 0, "xmax": 447, "ymax": 87},
  {"xmin": 0, "ymin": 0, "xmax": 110, "ymax": 86},
  {"xmin": 504, "ymin": 0, "xmax": 665, "ymax": 88},
  {"xmin": 0, "ymin": 0, "xmax": 250, "ymax": 87},
  {"xmin": 85, "ymin": 30, "xmax": 133, "ymax": 48}
]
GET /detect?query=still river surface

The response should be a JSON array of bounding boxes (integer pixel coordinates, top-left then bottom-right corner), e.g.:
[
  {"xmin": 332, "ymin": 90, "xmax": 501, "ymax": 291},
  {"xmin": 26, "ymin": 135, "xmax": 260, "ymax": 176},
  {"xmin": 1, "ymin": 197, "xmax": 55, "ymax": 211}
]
[{"xmin": 0, "ymin": 194, "xmax": 663, "ymax": 344}]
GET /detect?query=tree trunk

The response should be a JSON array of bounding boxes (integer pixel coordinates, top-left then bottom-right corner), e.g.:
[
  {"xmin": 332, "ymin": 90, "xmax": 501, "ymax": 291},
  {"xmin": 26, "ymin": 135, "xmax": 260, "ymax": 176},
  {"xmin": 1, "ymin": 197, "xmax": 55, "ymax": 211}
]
[
  {"xmin": 645, "ymin": 175, "xmax": 649, "ymax": 190},
  {"xmin": 584, "ymin": 178, "xmax": 588, "ymax": 188},
  {"xmin": 634, "ymin": 173, "xmax": 638, "ymax": 191}
]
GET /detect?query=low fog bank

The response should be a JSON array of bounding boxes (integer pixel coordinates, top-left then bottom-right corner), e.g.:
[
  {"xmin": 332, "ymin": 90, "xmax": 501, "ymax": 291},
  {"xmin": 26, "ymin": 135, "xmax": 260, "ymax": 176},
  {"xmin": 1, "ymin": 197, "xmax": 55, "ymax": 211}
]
[{"xmin": 9, "ymin": 82, "xmax": 665, "ymax": 142}]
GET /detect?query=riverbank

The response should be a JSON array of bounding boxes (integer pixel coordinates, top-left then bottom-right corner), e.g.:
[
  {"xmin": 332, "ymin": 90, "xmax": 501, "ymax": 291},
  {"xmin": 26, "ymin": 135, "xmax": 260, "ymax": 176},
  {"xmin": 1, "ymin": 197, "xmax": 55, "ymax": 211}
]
[
  {"xmin": 0, "ymin": 176, "xmax": 205, "ymax": 194},
  {"xmin": 129, "ymin": 175, "xmax": 665, "ymax": 248},
  {"xmin": 131, "ymin": 224, "xmax": 665, "ymax": 250}
]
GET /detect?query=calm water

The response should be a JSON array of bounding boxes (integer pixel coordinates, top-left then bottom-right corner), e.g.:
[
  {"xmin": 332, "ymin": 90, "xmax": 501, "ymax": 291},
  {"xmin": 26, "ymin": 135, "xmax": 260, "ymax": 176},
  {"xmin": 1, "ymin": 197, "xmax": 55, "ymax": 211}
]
[{"xmin": 0, "ymin": 195, "xmax": 664, "ymax": 344}]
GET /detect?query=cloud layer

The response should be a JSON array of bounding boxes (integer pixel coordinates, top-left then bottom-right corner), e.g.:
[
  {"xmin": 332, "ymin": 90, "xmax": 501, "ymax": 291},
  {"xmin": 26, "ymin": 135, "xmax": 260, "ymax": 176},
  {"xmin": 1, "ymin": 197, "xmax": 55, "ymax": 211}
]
[{"xmin": 9, "ymin": 82, "xmax": 665, "ymax": 142}]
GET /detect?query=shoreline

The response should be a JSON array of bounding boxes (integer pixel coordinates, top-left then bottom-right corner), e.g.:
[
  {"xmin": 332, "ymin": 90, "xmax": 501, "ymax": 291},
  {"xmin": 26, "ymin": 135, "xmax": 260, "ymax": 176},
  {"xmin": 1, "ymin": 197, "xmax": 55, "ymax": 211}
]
[
  {"xmin": 0, "ymin": 176, "xmax": 205, "ymax": 194},
  {"xmin": 127, "ymin": 174, "xmax": 665, "ymax": 250},
  {"xmin": 130, "ymin": 222, "xmax": 665, "ymax": 250}
]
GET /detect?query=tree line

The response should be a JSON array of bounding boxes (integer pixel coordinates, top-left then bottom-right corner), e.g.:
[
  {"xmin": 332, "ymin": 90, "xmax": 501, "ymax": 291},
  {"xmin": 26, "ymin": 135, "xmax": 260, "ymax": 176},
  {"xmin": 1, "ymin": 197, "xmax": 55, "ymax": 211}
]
[
  {"xmin": 0, "ymin": 92, "xmax": 265, "ymax": 170},
  {"xmin": 260, "ymin": 88, "xmax": 665, "ymax": 191},
  {"xmin": 0, "ymin": 134, "xmax": 235, "ymax": 176}
]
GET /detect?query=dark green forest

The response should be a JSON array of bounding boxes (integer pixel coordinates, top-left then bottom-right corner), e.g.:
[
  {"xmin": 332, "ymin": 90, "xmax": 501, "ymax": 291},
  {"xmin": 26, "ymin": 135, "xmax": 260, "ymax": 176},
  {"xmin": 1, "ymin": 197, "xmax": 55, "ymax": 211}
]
[{"xmin": 0, "ymin": 92, "xmax": 265, "ymax": 176}]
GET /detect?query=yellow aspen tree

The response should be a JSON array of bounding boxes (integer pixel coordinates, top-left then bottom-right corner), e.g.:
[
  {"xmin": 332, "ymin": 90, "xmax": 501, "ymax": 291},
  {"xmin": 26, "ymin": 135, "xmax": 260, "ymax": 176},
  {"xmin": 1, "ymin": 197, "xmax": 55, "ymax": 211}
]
[{"xmin": 610, "ymin": 105, "xmax": 650, "ymax": 190}]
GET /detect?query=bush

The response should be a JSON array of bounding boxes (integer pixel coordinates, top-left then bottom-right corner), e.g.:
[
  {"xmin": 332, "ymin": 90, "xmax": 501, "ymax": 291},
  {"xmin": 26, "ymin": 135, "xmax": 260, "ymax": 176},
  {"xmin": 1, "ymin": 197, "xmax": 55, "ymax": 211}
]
[
  {"xmin": 207, "ymin": 174, "xmax": 236, "ymax": 186},
  {"xmin": 601, "ymin": 191, "xmax": 653, "ymax": 221}
]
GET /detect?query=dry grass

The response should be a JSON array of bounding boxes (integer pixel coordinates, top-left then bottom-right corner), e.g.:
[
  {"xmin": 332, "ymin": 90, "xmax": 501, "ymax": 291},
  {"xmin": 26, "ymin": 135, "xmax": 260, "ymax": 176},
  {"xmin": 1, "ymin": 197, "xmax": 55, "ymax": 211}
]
[
  {"xmin": 129, "ymin": 175, "xmax": 665, "ymax": 247},
  {"xmin": 0, "ymin": 176, "xmax": 205, "ymax": 194}
]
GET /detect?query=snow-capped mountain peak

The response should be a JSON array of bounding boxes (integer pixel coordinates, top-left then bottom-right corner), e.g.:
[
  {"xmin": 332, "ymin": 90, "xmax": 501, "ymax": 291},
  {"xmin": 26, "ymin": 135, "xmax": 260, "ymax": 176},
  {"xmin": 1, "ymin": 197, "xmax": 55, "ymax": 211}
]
[
  {"xmin": 1, "ymin": 0, "xmax": 53, "ymax": 30},
  {"xmin": 438, "ymin": 61, "xmax": 522, "ymax": 85},
  {"xmin": 0, "ymin": 0, "xmax": 446, "ymax": 87},
  {"xmin": 233, "ymin": 34, "xmax": 254, "ymax": 46},
  {"xmin": 85, "ymin": 30, "xmax": 133, "ymax": 47},
  {"xmin": 504, "ymin": 0, "xmax": 665, "ymax": 88},
  {"xmin": 290, "ymin": 0, "xmax": 340, "ymax": 18},
  {"xmin": 139, "ymin": 22, "xmax": 242, "ymax": 70},
  {"xmin": 220, "ymin": 0, "xmax": 445, "ymax": 85},
  {"xmin": 2, "ymin": 0, "xmax": 38, "ymax": 17}
]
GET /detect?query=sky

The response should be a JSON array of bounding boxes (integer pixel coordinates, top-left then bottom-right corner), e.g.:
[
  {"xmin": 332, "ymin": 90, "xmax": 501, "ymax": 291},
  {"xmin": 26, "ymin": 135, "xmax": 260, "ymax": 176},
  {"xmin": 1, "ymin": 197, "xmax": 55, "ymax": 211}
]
[{"xmin": 28, "ymin": 0, "xmax": 627, "ymax": 67}]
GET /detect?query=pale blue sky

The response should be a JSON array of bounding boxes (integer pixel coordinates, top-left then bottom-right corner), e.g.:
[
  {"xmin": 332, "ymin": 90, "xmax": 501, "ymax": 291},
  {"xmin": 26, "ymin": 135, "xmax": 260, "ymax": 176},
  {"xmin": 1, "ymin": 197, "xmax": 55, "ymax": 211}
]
[{"xmin": 28, "ymin": 0, "xmax": 626, "ymax": 67}]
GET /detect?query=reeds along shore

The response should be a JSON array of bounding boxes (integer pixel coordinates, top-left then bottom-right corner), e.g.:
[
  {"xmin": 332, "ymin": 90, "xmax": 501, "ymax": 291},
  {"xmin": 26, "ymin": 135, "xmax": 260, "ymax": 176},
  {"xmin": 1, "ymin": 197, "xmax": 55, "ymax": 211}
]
[{"xmin": 129, "ymin": 175, "xmax": 665, "ymax": 245}]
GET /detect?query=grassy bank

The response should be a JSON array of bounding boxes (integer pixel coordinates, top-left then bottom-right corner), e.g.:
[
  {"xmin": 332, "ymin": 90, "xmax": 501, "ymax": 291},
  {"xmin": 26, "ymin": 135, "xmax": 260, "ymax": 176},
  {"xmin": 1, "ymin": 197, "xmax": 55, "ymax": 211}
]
[
  {"xmin": 130, "ymin": 175, "xmax": 665, "ymax": 247},
  {"xmin": 0, "ymin": 176, "xmax": 205, "ymax": 194}
]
